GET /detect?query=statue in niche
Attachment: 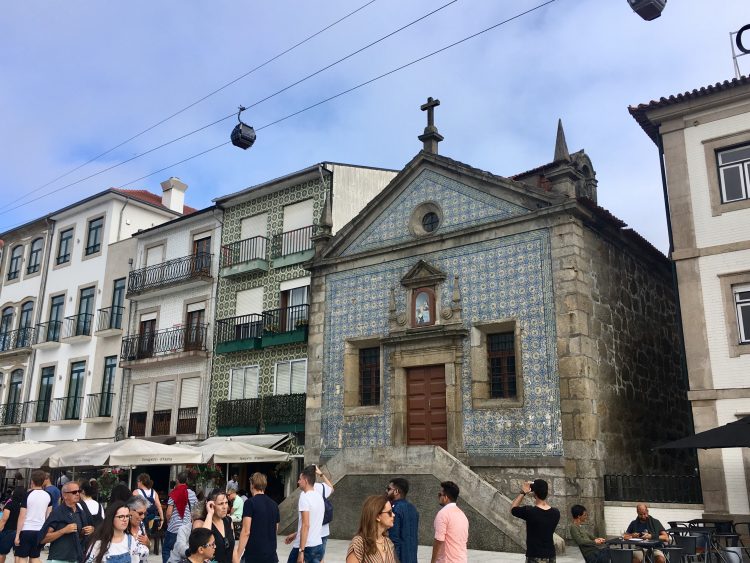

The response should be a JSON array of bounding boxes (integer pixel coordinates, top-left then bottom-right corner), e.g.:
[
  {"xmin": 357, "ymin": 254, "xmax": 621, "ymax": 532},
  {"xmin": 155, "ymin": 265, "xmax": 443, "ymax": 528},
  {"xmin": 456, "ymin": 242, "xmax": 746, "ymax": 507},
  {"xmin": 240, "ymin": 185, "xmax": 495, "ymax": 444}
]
[{"xmin": 413, "ymin": 288, "xmax": 435, "ymax": 327}]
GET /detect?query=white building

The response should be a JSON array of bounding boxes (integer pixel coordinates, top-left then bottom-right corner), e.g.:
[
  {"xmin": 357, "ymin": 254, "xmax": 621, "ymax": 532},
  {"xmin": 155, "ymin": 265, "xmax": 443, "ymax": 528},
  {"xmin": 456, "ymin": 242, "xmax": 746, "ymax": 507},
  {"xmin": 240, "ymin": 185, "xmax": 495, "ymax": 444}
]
[{"xmin": 631, "ymin": 75, "xmax": 750, "ymax": 519}]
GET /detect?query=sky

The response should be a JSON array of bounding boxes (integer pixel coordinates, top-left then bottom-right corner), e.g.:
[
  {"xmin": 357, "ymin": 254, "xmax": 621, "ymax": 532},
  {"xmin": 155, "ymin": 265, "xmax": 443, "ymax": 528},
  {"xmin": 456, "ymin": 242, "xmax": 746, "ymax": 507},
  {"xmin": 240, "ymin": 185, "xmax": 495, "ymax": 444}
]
[{"xmin": 1, "ymin": 0, "xmax": 748, "ymax": 252}]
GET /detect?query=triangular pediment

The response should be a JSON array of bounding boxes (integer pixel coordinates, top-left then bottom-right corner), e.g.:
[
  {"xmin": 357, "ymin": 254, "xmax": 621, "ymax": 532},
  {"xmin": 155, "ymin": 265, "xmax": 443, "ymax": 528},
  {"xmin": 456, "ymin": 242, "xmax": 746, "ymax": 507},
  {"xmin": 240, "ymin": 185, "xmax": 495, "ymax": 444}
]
[{"xmin": 400, "ymin": 259, "xmax": 446, "ymax": 288}]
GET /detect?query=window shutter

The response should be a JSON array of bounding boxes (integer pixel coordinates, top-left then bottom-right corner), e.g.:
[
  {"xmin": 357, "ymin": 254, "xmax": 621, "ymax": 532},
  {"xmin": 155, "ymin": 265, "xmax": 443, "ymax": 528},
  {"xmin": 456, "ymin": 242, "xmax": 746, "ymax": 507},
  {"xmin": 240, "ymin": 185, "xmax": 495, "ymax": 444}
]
[
  {"xmin": 180, "ymin": 378, "xmax": 200, "ymax": 408},
  {"xmin": 244, "ymin": 367, "xmax": 259, "ymax": 399},
  {"xmin": 240, "ymin": 213, "xmax": 268, "ymax": 240},
  {"xmin": 155, "ymin": 381, "xmax": 175, "ymax": 410},
  {"xmin": 230, "ymin": 368, "xmax": 244, "ymax": 400},
  {"xmin": 291, "ymin": 360, "xmax": 307, "ymax": 394},
  {"xmin": 279, "ymin": 277, "xmax": 311, "ymax": 292},
  {"xmin": 187, "ymin": 302, "xmax": 206, "ymax": 313},
  {"xmin": 146, "ymin": 245, "xmax": 164, "ymax": 266},
  {"xmin": 282, "ymin": 199, "xmax": 314, "ymax": 232},
  {"xmin": 140, "ymin": 312, "xmax": 157, "ymax": 322},
  {"xmin": 235, "ymin": 287, "xmax": 263, "ymax": 316},
  {"xmin": 131, "ymin": 384, "xmax": 150, "ymax": 412},
  {"xmin": 275, "ymin": 362, "xmax": 291, "ymax": 395}
]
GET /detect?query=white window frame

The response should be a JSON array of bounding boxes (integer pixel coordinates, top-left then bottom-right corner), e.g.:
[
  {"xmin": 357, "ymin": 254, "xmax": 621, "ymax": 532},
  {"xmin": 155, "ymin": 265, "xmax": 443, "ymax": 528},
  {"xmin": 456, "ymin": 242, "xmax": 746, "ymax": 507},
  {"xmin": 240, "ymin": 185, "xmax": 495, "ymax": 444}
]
[
  {"xmin": 274, "ymin": 358, "xmax": 307, "ymax": 395},
  {"xmin": 229, "ymin": 365, "xmax": 260, "ymax": 400},
  {"xmin": 735, "ymin": 283, "xmax": 750, "ymax": 344},
  {"xmin": 718, "ymin": 145, "xmax": 750, "ymax": 203}
]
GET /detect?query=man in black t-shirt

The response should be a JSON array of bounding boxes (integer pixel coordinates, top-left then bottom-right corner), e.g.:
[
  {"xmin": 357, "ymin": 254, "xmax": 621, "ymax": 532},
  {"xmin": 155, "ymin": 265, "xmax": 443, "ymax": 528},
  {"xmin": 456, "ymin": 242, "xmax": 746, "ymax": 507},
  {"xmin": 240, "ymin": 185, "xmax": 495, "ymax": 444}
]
[
  {"xmin": 510, "ymin": 478, "xmax": 560, "ymax": 563},
  {"xmin": 237, "ymin": 472, "xmax": 280, "ymax": 563}
]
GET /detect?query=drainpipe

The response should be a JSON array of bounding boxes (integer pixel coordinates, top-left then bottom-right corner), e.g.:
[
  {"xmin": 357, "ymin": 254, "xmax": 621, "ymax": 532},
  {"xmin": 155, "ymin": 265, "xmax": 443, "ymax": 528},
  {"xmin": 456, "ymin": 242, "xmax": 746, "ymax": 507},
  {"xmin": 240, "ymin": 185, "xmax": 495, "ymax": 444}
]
[
  {"xmin": 115, "ymin": 257, "xmax": 136, "ymax": 440},
  {"xmin": 117, "ymin": 197, "xmax": 131, "ymax": 242},
  {"xmin": 205, "ymin": 207, "xmax": 224, "ymax": 439}
]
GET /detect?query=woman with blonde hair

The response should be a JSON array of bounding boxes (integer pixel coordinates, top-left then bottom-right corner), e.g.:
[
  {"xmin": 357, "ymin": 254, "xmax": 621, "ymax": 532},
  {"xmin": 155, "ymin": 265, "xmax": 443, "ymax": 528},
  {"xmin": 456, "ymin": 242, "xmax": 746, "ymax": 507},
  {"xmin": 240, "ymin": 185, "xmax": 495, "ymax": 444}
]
[{"xmin": 346, "ymin": 495, "xmax": 397, "ymax": 563}]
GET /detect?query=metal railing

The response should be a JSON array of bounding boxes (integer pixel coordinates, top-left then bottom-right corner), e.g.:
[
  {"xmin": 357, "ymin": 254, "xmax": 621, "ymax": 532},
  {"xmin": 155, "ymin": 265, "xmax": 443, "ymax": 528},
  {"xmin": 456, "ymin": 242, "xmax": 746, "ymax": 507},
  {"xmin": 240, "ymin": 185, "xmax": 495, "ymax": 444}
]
[
  {"xmin": 0, "ymin": 327, "xmax": 35, "ymax": 352},
  {"xmin": 604, "ymin": 474, "xmax": 703, "ymax": 504},
  {"xmin": 127, "ymin": 253, "xmax": 212, "ymax": 295},
  {"xmin": 128, "ymin": 412, "xmax": 147, "ymax": 437},
  {"xmin": 262, "ymin": 304, "xmax": 309, "ymax": 333},
  {"xmin": 271, "ymin": 225, "xmax": 316, "ymax": 257},
  {"xmin": 96, "ymin": 306, "xmax": 124, "ymax": 331},
  {"xmin": 215, "ymin": 314, "xmax": 263, "ymax": 346},
  {"xmin": 23, "ymin": 399, "xmax": 52, "ymax": 423},
  {"xmin": 85, "ymin": 392, "xmax": 115, "ymax": 418},
  {"xmin": 121, "ymin": 324, "xmax": 208, "ymax": 361},
  {"xmin": 63, "ymin": 313, "xmax": 93, "ymax": 338},
  {"xmin": 50, "ymin": 396, "xmax": 84, "ymax": 422},
  {"xmin": 151, "ymin": 409, "xmax": 171, "ymax": 435},
  {"xmin": 220, "ymin": 236, "xmax": 268, "ymax": 268},
  {"xmin": 0, "ymin": 403, "xmax": 23, "ymax": 426},
  {"xmin": 216, "ymin": 393, "xmax": 306, "ymax": 430},
  {"xmin": 177, "ymin": 407, "xmax": 198, "ymax": 434},
  {"xmin": 35, "ymin": 321, "xmax": 62, "ymax": 344}
]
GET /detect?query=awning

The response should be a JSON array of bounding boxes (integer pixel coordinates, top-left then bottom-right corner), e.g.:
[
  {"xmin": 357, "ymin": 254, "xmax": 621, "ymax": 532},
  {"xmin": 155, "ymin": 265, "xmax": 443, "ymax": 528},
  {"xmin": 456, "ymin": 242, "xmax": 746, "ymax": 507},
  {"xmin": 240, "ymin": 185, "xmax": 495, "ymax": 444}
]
[
  {"xmin": 200, "ymin": 433, "xmax": 291, "ymax": 450},
  {"xmin": 50, "ymin": 437, "xmax": 203, "ymax": 467},
  {"xmin": 196, "ymin": 438, "xmax": 289, "ymax": 464},
  {"xmin": 6, "ymin": 440, "xmax": 109, "ymax": 469},
  {"xmin": 655, "ymin": 415, "xmax": 750, "ymax": 449},
  {"xmin": 0, "ymin": 440, "xmax": 55, "ymax": 467}
]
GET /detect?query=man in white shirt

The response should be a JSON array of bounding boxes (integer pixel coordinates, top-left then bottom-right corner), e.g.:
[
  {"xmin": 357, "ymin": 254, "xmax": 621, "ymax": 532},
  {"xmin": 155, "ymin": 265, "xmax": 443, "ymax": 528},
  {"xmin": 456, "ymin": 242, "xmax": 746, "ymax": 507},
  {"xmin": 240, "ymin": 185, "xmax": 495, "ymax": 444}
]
[
  {"xmin": 312, "ymin": 465, "xmax": 333, "ymax": 562},
  {"xmin": 283, "ymin": 466, "xmax": 324, "ymax": 563},
  {"xmin": 14, "ymin": 470, "xmax": 52, "ymax": 563}
]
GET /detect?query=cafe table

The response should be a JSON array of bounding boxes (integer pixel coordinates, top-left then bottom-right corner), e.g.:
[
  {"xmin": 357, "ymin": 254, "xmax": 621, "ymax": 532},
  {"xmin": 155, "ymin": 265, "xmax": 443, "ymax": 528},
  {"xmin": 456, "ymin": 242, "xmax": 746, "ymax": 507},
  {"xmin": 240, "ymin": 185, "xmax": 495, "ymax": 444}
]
[{"xmin": 606, "ymin": 537, "xmax": 663, "ymax": 563}]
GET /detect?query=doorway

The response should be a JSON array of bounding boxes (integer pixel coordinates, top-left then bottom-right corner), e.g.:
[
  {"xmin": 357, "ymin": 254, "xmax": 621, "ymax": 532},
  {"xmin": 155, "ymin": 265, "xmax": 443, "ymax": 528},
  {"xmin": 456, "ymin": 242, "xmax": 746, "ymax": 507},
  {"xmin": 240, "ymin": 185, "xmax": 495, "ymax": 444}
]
[{"xmin": 406, "ymin": 365, "xmax": 447, "ymax": 449}]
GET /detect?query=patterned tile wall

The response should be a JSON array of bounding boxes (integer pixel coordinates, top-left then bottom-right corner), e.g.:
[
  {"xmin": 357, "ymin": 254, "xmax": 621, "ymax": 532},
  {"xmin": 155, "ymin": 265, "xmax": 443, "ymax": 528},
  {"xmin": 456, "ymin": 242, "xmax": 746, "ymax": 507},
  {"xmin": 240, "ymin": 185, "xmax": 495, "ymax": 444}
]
[
  {"xmin": 322, "ymin": 230, "xmax": 562, "ymax": 457},
  {"xmin": 342, "ymin": 169, "xmax": 529, "ymax": 256}
]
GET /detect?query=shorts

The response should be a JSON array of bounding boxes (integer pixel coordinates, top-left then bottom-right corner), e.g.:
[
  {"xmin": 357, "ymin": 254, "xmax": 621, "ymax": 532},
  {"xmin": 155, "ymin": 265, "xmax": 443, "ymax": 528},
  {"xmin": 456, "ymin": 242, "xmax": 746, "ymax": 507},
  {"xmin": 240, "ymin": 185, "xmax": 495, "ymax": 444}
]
[
  {"xmin": 15, "ymin": 530, "xmax": 43, "ymax": 558},
  {"xmin": 0, "ymin": 530, "xmax": 15, "ymax": 555}
]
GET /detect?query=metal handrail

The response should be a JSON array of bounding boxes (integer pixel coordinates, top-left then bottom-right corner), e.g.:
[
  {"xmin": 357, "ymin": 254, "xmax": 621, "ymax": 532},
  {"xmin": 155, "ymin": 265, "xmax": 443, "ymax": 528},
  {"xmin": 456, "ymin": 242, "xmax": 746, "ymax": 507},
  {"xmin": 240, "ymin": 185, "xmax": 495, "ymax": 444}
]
[
  {"xmin": 96, "ymin": 306, "xmax": 125, "ymax": 331},
  {"xmin": 220, "ymin": 236, "xmax": 268, "ymax": 268},
  {"xmin": 85, "ymin": 392, "xmax": 115, "ymax": 418},
  {"xmin": 151, "ymin": 409, "xmax": 171, "ymax": 436},
  {"xmin": 262, "ymin": 304, "xmax": 309, "ymax": 333},
  {"xmin": 271, "ymin": 225, "xmax": 316, "ymax": 257},
  {"xmin": 216, "ymin": 393, "xmax": 306, "ymax": 430},
  {"xmin": 23, "ymin": 400, "xmax": 52, "ymax": 423},
  {"xmin": 50, "ymin": 396, "xmax": 84, "ymax": 422},
  {"xmin": 0, "ymin": 403, "xmax": 23, "ymax": 426},
  {"xmin": 215, "ymin": 314, "xmax": 263, "ymax": 346},
  {"xmin": 35, "ymin": 321, "xmax": 62, "ymax": 344},
  {"xmin": 177, "ymin": 407, "xmax": 198, "ymax": 434},
  {"xmin": 128, "ymin": 412, "xmax": 147, "ymax": 437},
  {"xmin": 0, "ymin": 327, "xmax": 35, "ymax": 351},
  {"xmin": 121, "ymin": 324, "xmax": 208, "ymax": 360},
  {"xmin": 63, "ymin": 313, "xmax": 93, "ymax": 338},
  {"xmin": 127, "ymin": 253, "xmax": 212, "ymax": 295}
]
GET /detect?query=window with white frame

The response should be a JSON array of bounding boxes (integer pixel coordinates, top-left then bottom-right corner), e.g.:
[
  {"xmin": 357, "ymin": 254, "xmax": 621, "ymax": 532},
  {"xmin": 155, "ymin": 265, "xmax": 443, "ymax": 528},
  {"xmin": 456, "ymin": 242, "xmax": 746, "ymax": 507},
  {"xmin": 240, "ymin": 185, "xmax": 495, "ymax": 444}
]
[
  {"xmin": 718, "ymin": 144, "xmax": 750, "ymax": 203},
  {"xmin": 275, "ymin": 359, "xmax": 307, "ymax": 395},
  {"xmin": 735, "ymin": 284, "xmax": 750, "ymax": 344},
  {"xmin": 229, "ymin": 366, "xmax": 260, "ymax": 400}
]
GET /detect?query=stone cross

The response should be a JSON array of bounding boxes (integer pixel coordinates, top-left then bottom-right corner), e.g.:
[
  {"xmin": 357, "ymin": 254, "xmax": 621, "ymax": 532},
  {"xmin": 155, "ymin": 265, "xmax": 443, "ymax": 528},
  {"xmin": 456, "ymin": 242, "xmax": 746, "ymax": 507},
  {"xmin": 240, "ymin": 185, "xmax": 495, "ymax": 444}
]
[
  {"xmin": 418, "ymin": 96, "xmax": 444, "ymax": 154},
  {"xmin": 421, "ymin": 97, "xmax": 440, "ymax": 128}
]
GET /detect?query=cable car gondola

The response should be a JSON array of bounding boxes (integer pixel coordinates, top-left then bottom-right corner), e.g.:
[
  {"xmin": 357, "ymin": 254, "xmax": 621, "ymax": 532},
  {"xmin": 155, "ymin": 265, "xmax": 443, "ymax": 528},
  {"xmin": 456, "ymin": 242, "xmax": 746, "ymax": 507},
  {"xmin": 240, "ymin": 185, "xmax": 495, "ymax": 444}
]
[{"xmin": 231, "ymin": 106, "xmax": 256, "ymax": 150}]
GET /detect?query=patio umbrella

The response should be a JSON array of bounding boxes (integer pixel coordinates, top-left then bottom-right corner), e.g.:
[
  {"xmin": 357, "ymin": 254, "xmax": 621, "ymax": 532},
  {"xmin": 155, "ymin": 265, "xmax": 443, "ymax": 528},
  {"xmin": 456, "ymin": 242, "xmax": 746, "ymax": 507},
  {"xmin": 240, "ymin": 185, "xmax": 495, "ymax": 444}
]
[
  {"xmin": 50, "ymin": 437, "xmax": 203, "ymax": 468},
  {"xmin": 0, "ymin": 440, "xmax": 55, "ymax": 467},
  {"xmin": 655, "ymin": 415, "xmax": 750, "ymax": 449},
  {"xmin": 197, "ymin": 438, "xmax": 290, "ymax": 464},
  {"xmin": 6, "ymin": 440, "xmax": 108, "ymax": 469}
]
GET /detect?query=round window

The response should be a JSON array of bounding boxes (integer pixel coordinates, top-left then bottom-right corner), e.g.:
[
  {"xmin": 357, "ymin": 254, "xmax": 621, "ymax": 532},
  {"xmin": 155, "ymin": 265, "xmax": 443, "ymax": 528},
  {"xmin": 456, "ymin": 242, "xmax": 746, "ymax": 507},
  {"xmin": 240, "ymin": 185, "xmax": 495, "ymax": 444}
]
[{"xmin": 421, "ymin": 211, "xmax": 440, "ymax": 233}]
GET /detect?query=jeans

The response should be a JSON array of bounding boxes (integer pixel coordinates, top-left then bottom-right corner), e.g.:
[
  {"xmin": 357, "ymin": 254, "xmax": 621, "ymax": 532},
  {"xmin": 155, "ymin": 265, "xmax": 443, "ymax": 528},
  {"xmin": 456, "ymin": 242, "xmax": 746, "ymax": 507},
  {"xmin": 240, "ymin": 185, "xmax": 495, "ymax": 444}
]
[
  {"xmin": 162, "ymin": 531, "xmax": 177, "ymax": 563},
  {"xmin": 286, "ymin": 544, "xmax": 324, "ymax": 563}
]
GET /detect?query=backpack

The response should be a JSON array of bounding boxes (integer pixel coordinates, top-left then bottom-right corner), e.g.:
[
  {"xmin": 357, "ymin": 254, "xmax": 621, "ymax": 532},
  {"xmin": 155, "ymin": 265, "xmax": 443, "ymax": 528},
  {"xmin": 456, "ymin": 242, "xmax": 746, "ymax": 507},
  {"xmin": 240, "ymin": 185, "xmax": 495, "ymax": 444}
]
[
  {"xmin": 321, "ymin": 485, "xmax": 333, "ymax": 525},
  {"xmin": 138, "ymin": 488, "xmax": 159, "ymax": 521}
]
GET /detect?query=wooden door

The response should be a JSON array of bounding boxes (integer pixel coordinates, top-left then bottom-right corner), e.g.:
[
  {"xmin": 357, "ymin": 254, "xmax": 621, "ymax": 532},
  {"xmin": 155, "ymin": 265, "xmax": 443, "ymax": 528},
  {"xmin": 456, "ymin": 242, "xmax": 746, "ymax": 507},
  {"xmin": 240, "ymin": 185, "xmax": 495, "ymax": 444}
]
[{"xmin": 406, "ymin": 365, "xmax": 447, "ymax": 449}]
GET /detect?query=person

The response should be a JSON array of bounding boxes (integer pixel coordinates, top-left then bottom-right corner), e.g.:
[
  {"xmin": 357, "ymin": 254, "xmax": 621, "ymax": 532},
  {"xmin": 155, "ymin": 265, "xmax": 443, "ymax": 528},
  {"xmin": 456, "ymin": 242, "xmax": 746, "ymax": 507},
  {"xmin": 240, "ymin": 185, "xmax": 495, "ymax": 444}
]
[
  {"xmin": 345, "ymin": 495, "xmax": 397, "ymax": 563},
  {"xmin": 110, "ymin": 485, "xmax": 132, "ymax": 505},
  {"xmin": 133, "ymin": 473, "xmax": 164, "ymax": 535},
  {"xmin": 0, "ymin": 487, "xmax": 24, "ymax": 563},
  {"xmin": 238, "ymin": 490, "xmax": 248, "ymax": 503},
  {"xmin": 44, "ymin": 472, "xmax": 62, "ymax": 508},
  {"xmin": 226, "ymin": 487, "xmax": 243, "ymax": 538},
  {"xmin": 386, "ymin": 478, "xmax": 419, "ymax": 563},
  {"xmin": 510, "ymin": 479, "xmax": 560, "ymax": 563},
  {"xmin": 163, "ymin": 472, "xmax": 197, "ymax": 563},
  {"xmin": 237, "ymin": 472, "xmax": 280, "ymax": 563},
  {"xmin": 14, "ymin": 469, "xmax": 52, "ymax": 563},
  {"xmin": 40, "ymin": 481, "xmax": 94, "ymax": 563},
  {"xmin": 312, "ymin": 465, "xmax": 333, "ymax": 561},
  {"xmin": 79, "ymin": 481, "xmax": 105, "ymax": 537},
  {"xmin": 167, "ymin": 505, "xmax": 203, "ymax": 563},
  {"xmin": 126, "ymin": 497, "xmax": 150, "ymax": 563},
  {"xmin": 57, "ymin": 472, "xmax": 72, "ymax": 489},
  {"xmin": 431, "ymin": 481, "xmax": 468, "ymax": 563},
  {"xmin": 179, "ymin": 528, "xmax": 216, "ymax": 563},
  {"xmin": 569, "ymin": 505, "xmax": 610, "ymax": 563},
  {"xmin": 227, "ymin": 476, "xmax": 240, "ymax": 492},
  {"xmin": 283, "ymin": 466, "xmax": 325, "ymax": 563},
  {"xmin": 85, "ymin": 501, "xmax": 146, "ymax": 563},
  {"xmin": 194, "ymin": 489, "xmax": 235, "ymax": 563},
  {"xmin": 624, "ymin": 503, "xmax": 668, "ymax": 563}
]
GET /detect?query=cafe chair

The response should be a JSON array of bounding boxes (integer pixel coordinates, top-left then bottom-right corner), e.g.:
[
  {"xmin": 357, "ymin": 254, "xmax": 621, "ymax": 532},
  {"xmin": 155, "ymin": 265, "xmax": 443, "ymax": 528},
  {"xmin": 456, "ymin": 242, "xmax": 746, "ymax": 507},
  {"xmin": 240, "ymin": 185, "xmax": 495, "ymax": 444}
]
[
  {"xmin": 659, "ymin": 545, "xmax": 683, "ymax": 563},
  {"xmin": 673, "ymin": 534, "xmax": 700, "ymax": 562},
  {"xmin": 609, "ymin": 547, "xmax": 636, "ymax": 563},
  {"xmin": 731, "ymin": 522, "xmax": 749, "ymax": 560},
  {"xmin": 719, "ymin": 547, "xmax": 743, "ymax": 563}
]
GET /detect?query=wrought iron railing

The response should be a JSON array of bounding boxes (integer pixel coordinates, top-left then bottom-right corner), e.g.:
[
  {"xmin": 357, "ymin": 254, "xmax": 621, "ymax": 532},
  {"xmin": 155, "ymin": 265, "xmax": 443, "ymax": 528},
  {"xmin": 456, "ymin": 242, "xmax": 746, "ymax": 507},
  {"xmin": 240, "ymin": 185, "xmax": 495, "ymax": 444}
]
[
  {"xmin": 121, "ymin": 324, "xmax": 208, "ymax": 361},
  {"xmin": 0, "ymin": 403, "xmax": 23, "ymax": 426},
  {"xmin": 216, "ymin": 393, "xmax": 306, "ymax": 430},
  {"xmin": 23, "ymin": 399, "xmax": 52, "ymax": 423},
  {"xmin": 151, "ymin": 409, "xmax": 171, "ymax": 435},
  {"xmin": 127, "ymin": 253, "xmax": 212, "ymax": 295},
  {"xmin": 0, "ymin": 327, "xmax": 35, "ymax": 352},
  {"xmin": 35, "ymin": 321, "xmax": 62, "ymax": 344},
  {"xmin": 604, "ymin": 474, "xmax": 702, "ymax": 504},
  {"xmin": 177, "ymin": 407, "xmax": 198, "ymax": 434},
  {"xmin": 96, "ymin": 306, "xmax": 124, "ymax": 331},
  {"xmin": 128, "ymin": 412, "xmax": 147, "ymax": 437},
  {"xmin": 85, "ymin": 392, "xmax": 115, "ymax": 418},
  {"xmin": 215, "ymin": 314, "xmax": 263, "ymax": 346},
  {"xmin": 271, "ymin": 225, "xmax": 316, "ymax": 257},
  {"xmin": 262, "ymin": 304, "xmax": 309, "ymax": 333},
  {"xmin": 63, "ymin": 313, "xmax": 93, "ymax": 338},
  {"xmin": 220, "ymin": 237, "xmax": 268, "ymax": 268},
  {"xmin": 50, "ymin": 396, "xmax": 84, "ymax": 422}
]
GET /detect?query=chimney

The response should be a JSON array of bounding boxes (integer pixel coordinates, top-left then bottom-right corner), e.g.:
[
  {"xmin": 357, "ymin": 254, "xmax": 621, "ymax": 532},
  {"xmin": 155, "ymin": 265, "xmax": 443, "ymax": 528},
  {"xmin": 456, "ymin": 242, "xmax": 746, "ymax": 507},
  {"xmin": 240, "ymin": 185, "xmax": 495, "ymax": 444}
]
[{"xmin": 160, "ymin": 177, "xmax": 187, "ymax": 213}]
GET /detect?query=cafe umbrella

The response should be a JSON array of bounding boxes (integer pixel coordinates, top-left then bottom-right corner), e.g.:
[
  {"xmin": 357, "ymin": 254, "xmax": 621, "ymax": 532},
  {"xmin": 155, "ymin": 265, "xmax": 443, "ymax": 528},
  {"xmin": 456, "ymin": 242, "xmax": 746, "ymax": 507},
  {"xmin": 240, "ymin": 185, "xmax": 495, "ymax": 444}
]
[
  {"xmin": 0, "ymin": 440, "xmax": 55, "ymax": 467},
  {"xmin": 196, "ymin": 437, "xmax": 290, "ymax": 482},
  {"xmin": 655, "ymin": 415, "xmax": 750, "ymax": 449}
]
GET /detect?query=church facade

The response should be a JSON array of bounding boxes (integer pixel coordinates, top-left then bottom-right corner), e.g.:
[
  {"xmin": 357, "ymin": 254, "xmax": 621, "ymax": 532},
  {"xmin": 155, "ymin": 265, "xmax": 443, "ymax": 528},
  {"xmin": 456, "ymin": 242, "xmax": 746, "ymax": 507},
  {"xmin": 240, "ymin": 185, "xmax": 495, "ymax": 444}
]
[{"xmin": 300, "ymin": 108, "xmax": 697, "ymax": 549}]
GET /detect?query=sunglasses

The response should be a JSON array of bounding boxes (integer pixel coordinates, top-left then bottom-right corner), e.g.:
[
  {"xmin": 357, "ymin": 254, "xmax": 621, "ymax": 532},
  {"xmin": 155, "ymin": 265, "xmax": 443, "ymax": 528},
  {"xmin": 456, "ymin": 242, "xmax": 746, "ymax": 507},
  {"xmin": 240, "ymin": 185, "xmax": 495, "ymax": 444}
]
[
  {"xmin": 64, "ymin": 490, "xmax": 81, "ymax": 495},
  {"xmin": 202, "ymin": 543, "xmax": 216, "ymax": 549},
  {"xmin": 380, "ymin": 509, "xmax": 394, "ymax": 516},
  {"xmin": 132, "ymin": 511, "xmax": 146, "ymax": 517}
]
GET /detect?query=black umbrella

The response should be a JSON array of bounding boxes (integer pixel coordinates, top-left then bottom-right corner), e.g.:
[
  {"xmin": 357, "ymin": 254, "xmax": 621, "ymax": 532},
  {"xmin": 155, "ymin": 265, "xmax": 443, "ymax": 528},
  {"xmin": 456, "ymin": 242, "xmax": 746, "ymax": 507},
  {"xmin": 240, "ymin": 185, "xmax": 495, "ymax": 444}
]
[{"xmin": 655, "ymin": 415, "xmax": 750, "ymax": 449}]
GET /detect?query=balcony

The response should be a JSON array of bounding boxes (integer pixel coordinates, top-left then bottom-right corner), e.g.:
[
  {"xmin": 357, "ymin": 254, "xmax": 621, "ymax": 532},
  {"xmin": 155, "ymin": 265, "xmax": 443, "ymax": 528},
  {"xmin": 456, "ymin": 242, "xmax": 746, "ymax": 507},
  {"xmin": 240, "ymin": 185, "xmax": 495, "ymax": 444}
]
[
  {"xmin": 22, "ymin": 400, "xmax": 52, "ymax": 424},
  {"xmin": 151, "ymin": 409, "xmax": 171, "ymax": 436},
  {"xmin": 120, "ymin": 324, "xmax": 208, "ymax": 364},
  {"xmin": 61, "ymin": 313, "xmax": 93, "ymax": 343},
  {"xmin": 177, "ymin": 407, "xmax": 198, "ymax": 434},
  {"xmin": 49, "ymin": 396, "xmax": 84, "ymax": 423},
  {"xmin": 215, "ymin": 314, "xmax": 263, "ymax": 354},
  {"xmin": 128, "ymin": 412, "xmax": 147, "ymax": 437},
  {"xmin": 0, "ymin": 328, "xmax": 34, "ymax": 356},
  {"xmin": 84, "ymin": 392, "xmax": 115, "ymax": 419},
  {"xmin": 216, "ymin": 393, "xmax": 306, "ymax": 435},
  {"xmin": 95, "ymin": 306, "xmax": 124, "ymax": 337},
  {"xmin": 215, "ymin": 305, "xmax": 308, "ymax": 353},
  {"xmin": 127, "ymin": 253, "xmax": 212, "ymax": 299},
  {"xmin": 220, "ymin": 237, "xmax": 269, "ymax": 278},
  {"xmin": 271, "ymin": 225, "xmax": 316, "ymax": 268},
  {"xmin": 0, "ymin": 403, "xmax": 23, "ymax": 426},
  {"xmin": 33, "ymin": 321, "xmax": 62, "ymax": 349}
]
